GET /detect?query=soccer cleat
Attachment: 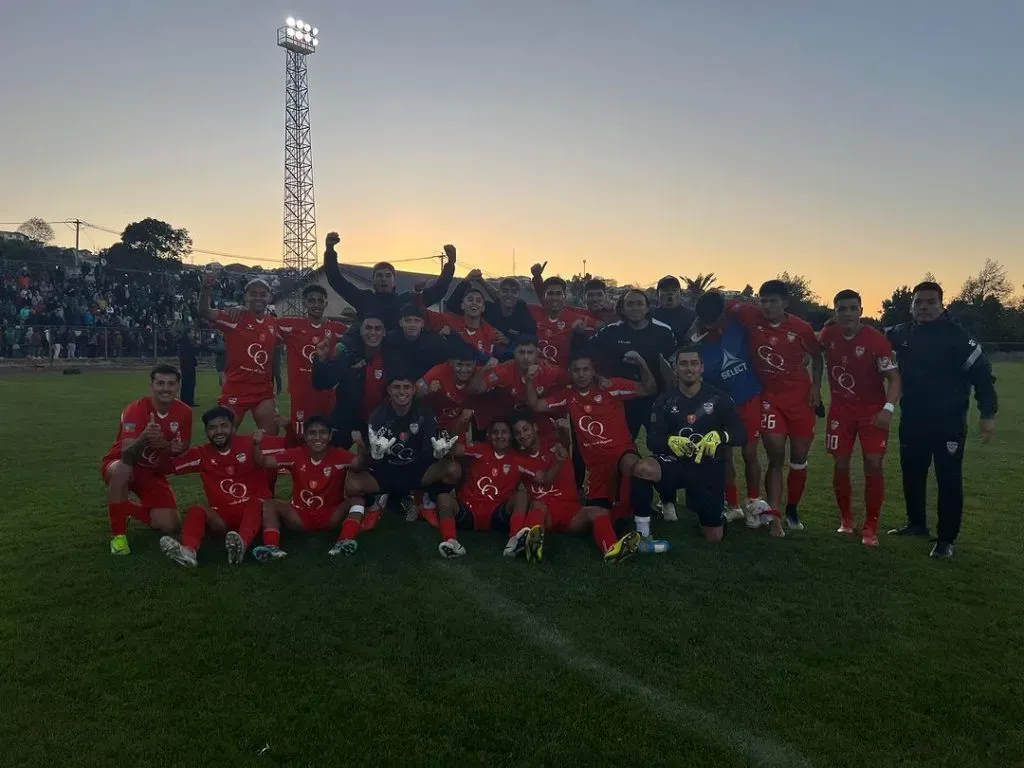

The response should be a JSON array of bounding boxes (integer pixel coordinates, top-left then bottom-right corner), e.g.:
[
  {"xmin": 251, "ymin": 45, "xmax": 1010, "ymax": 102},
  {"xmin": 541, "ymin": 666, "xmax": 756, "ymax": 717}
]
[
  {"xmin": 930, "ymin": 541, "xmax": 954, "ymax": 559},
  {"xmin": 109, "ymin": 534, "xmax": 130, "ymax": 556},
  {"xmin": 503, "ymin": 527, "xmax": 530, "ymax": 558},
  {"xmin": 225, "ymin": 531, "xmax": 245, "ymax": 565},
  {"xmin": 402, "ymin": 495, "xmax": 420, "ymax": 523},
  {"xmin": 638, "ymin": 536, "xmax": 671, "ymax": 554},
  {"xmin": 661, "ymin": 502, "xmax": 678, "ymax": 522},
  {"xmin": 438, "ymin": 538, "xmax": 467, "ymax": 559},
  {"xmin": 745, "ymin": 499, "xmax": 771, "ymax": 528},
  {"xmin": 160, "ymin": 536, "xmax": 197, "ymax": 568},
  {"xmin": 785, "ymin": 504, "xmax": 805, "ymax": 531},
  {"xmin": 861, "ymin": 532, "xmax": 879, "ymax": 548},
  {"xmin": 251, "ymin": 545, "xmax": 287, "ymax": 563},
  {"xmin": 837, "ymin": 524, "xmax": 855, "ymax": 535},
  {"xmin": 604, "ymin": 530, "xmax": 641, "ymax": 564},
  {"xmin": 525, "ymin": 525, "xmax": 545, "ymax": 563},
  {"xmin": 329, "ymin": 539, "xmax": 359, "ymax": 557},
  {"xmin": 888, "ymin": 523, "xmax": 930, "ymax": 537},
  {"xmin": 723, "ymin": 506, "xmax": 744, "ymax": 523}
]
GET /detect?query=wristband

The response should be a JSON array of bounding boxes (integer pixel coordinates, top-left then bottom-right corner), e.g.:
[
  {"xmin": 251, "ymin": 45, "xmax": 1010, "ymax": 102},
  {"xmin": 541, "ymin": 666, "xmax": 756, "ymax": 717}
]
[{"xmin": 883, "ymin": 403, "xmax": 895, "ymax": 413}]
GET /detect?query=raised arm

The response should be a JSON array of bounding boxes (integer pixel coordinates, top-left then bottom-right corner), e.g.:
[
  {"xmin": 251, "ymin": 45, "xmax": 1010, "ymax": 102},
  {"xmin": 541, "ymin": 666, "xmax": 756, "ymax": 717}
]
[
  {"xmin": 623, "ymin": 351, "xmax": 657, "ymax": 396},
  {"xmin": 251, "ymin": 430, "xmax": 278, "ymax": 469},
  {"xmin": 198, "ymin": 273, "xmax": 219, "ymax": 323},
  {"xmin": 322, "ymin": 231, "xmax": 369, "ymax": 310},
  {"xmin": 420, "ymin": 245, "xmax": 458, "ymax": 307},
  {"xmin": 530, "ymin": 262, "xmax": 547, "ymax": 302}
]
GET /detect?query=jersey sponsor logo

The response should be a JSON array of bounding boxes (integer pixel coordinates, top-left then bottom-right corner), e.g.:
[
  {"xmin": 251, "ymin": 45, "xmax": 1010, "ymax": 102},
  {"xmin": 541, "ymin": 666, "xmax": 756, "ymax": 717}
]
[
  {"xmin": 855, "ymin": 346, "xmax": 865, "ymax": 357},
  {"xmin": 577, "ymin": 415, "xmax": 606, "ymax": 439},
  {"xmin": 141, "ymin": 446, "xmax": 160, "ymax": 465},
  {"xmin": 301, "ymin": 344, "xmax": 317, "ymax": 363},
  {"xmin": 247, "ymin": 343, "xmax": 269, "ymax": 368},
  {"xmin": 299, "ymin": 489, "xmax": 324, "ymax": 508},
  {"xmin": 830, "ymin": 365, "xmax": 857, "ymax": 396},
  {"xmin": 390, "ymin": 443, "xmax": 417, "ymax": 464},
  {"xmin": 757, "ymin": 346, "xmax": 786, "ymax": 371},
  {"xmin": 719, "ymin": 347, "xmax": 749, "ymax": 380},
  {"xmin": 477, "ymin": 475, "xmax": 499, "ymax": 500},
  {"xmin": 219, "ymin": 479, "xmax": 249, "ymax": 499},
  {"xmin": 538, "ymin": 338, "xmax": 558, "ymax": 362}
]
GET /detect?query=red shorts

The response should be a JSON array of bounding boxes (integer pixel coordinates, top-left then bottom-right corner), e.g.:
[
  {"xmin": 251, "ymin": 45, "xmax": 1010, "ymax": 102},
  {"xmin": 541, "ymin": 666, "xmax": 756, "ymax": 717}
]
[
  {"xmin": 291, "ymin": 502, "xmax": 342, "ymax": 531},
  {"xmin": 101, "ymin": 460, "xmax": 178, "ymax": 510},
  {"xmin": 735, "ymin": 397, "xmax": 762, "ymax": 444},
  {"xmin": 537, "ymin": 497, "xmax": 581, "ymax": 533},
  {"xmin": 219, "ymin": 389, "xmax": 276, "ymax": 421},
  {"xmin": 585, "ymin": 448, "xmax": 635, "ymax": 503},
  {"xmin": 826, "ymin": 405, "xmax": 889, "ymax": 457},
  {"xmin": 288, "ymin": 390, "xmax": 336, "ymax": 443},
  {"xmin": 760, "ymin": 391, "xmax": 815, "ymax": 441},
  {"xmin": 211, "ymin": 499, "xmax": 263, "ymax": 530}
]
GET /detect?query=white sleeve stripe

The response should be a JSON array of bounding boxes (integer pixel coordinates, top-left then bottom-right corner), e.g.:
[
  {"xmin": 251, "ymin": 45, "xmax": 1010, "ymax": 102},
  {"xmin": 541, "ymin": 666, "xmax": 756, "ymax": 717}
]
[
  {"xmin": 546, "ymin": 398, "xmax": 568, "ymax": 409},
  {"xmin": 962, "ymin": 344, "xmax": 982, "ymax": 371},
  {"xmin": 608, "ymin": 389, "xmax": 636, "ymax": 397},
  {"xmin": 177, "ymin": 459, "xmax": 201, "ymax": 470}
]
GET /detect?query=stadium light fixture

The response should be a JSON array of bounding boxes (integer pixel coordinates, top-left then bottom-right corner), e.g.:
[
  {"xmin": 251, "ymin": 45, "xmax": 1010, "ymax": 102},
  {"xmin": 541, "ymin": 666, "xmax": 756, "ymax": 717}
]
[{"xmin": 277, "ymin": 16, "xmax": 319, "ymax": 55}]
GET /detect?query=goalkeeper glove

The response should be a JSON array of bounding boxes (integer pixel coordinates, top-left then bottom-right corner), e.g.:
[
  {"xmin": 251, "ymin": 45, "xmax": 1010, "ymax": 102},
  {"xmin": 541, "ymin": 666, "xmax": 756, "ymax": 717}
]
[
  {"xmin": 694, "ymin": 430, "xmax": 728, "ymax": 464},
  {"xmin": 667, "ymin": 435, "xmax": 696, "ymax": 458},
  {"xmin": 431, "ymin": 433, "xmax": 458, "ymax": 460},
  {"xmin": 368, "ymin": 426, "xmax": 396, "ymax": 460}
]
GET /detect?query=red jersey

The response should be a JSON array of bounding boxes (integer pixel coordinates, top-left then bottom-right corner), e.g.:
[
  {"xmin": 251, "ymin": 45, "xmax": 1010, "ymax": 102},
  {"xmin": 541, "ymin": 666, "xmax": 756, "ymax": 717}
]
[
  {"xmin": 213, "ymin": 309, "xmax": 280, "ymax": 395},
  {"xmin": 460, "ymin": 444, "xmax": 522, "ymax": 511},
  {"xmin": 427, "ymin": 311, "xmax": 501, "ymax": 357},
  {"xmin": 544, "ymin": 377, "xmax": 640, "ymax": 463},
  {"xmin": 277, "ymin": 316, "xmax": 348, "ymax": 394},
  {"xmin": 360, "ymin": 351, "xmax": 387, "ymax": 422},
  {"xmin": 276, "ymin": 446, "xmax": 356, "ymax": 510},
  {"xmin": 102, "ymin": 397, "xmax": 193, "ymax": 472},
  {"xmin": 528, "ymin": 306, "xmax": 600, "ymax": 368},
  {"xmin": 730, "ymin": 302, "xmax": 820, "ymax": 394},
  {"xmin": 819, "ymin": 324, "xmax": 897, "ymax": 408},
  {"xmin": 482, "ymin": 361, "xmax": 570, "ymax": 406},
  {"xmin": 421, "ymin": 362, "xmax": 474, "ymax": 433},
  {"xmin": 516, "ymin": 441, "xmax": 578, "ymax": 503},
  {"xmin": 172, "ymin": 435, "xmax": 271, "ymax": 507}
]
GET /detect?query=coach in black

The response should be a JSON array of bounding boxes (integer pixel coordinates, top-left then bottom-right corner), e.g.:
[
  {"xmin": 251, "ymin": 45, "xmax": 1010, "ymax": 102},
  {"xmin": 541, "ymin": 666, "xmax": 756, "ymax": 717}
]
[{"xmin": 885, "ymin": 282, "xmax": 997, "ymax": 559}]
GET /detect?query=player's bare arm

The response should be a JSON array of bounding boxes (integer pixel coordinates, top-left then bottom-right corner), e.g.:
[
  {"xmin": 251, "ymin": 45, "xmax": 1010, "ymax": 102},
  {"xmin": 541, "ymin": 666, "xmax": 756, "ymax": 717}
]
[
  {"xmin": 250, "ymin": 429, "xmax": 278, "ymax": 469},
  {"xmin": 623, "ymin": 350, "xmax": 657, "ymax": 395},
  {"xmin": 198, "ymin": 273, "xmax": 219, "ymax": 322},
  {"xmin": 524, "ymin": 365, "xmax": 551, "ymax": 412},
  {"xmin": 874, "ymin": 368, "xmax": 903, "ymax": 430},
  {"xmin": 532, "ymin": 443, "xmax": 568, "ymax": 485}
]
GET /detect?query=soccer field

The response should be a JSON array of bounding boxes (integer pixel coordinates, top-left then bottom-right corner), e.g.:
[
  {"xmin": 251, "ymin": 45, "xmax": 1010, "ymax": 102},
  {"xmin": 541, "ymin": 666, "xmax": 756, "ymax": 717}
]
[{"xmin": 1, "ymin": 367, "xmax": 1022, "ymax": 767}]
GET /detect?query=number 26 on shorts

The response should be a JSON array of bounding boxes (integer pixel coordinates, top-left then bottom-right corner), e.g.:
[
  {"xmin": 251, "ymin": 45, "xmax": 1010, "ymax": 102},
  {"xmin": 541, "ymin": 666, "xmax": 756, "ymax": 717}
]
[{"xmin": 761, "ymin": 413, "xmax": 776, "ymax": 431}]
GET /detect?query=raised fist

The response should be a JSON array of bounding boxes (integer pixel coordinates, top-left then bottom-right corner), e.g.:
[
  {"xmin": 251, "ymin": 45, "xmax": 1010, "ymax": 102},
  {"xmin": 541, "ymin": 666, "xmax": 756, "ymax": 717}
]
[
  {"xmin": 530, "ymin": 262, "xmax": 548, "ymax": 278},
  {"xmin": 623, "ymin": 350, "xmax": 644, "ymax": 366},
  {"xmin": 326, "ymin": 232, "xmax": 341, "ymax": 249},
  {"xmin": 443, "ymin": 244, "xmax": 456, "ymax": 262},
  {"xmin": 429, "ymin": 379, "xmax": 442, "ymax": 393},
  {"xmin": 466, "ymin": 268, "xmax": 483, "ymax": 281}
]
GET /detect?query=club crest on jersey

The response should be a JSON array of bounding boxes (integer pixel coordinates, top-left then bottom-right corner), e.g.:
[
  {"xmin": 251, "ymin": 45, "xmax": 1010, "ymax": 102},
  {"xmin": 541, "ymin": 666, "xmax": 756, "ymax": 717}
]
[
  {"xmin": 855, "ymin": 346, "xmax": 865, "ymax": 357},
  {"xmin": 236, "ymin": 453, "xmax": 247, "ymax": 463},
  {"xmin": 323, "ymin": 466, "xmax": 332, "ymax": 477},
  {"xmin": 787, "ymin": 332, "xmax": 796, "ymax": 343},
  {"xmin": 170, "ymin": 422, "xmax": 179, "ymax": 431},
  {"xmin": 831, "ymin": 420, "xmax": 840, "ymax": 430},
  {"xmin": 503, "ymin": 464, "xmax": 511, "ymax": 474},
  {"xmin": 374, "ymin": 369, "xmax": 383, "ymax": 380},
  {"xmin": 296, "ymin": 411, "xmax": 305, "ymax": 422},
  {"xmin": 946, "ymin": 441, "xmax": 959, "ymax": 455},
  {"xmin": 491, "ymin": 468, "xmax": 499, "ymax": 477},
  {"xmin": 399, "ymin": 432, "xmax": 409, "ymax": 441},
  {"xmin": 584, "ymin": 405, "xmax": 592, "ymax": 413},
  {"xmin": 410, "ymin": 422, "xmax": 419, "ymax": 435},
  {"xmin": 310, "ymin": 480, "xmax": 319, "ymax": 490},
  {"xmin": 687, "ymin": 414, "xmax": 697, "ymax": 424},
  {"xmin": 228, "ymin": 397, "xmax": 238, "ymax": 405},
  {"xmin": 702, "ymin": 402, "xmax": 714, "ymax": 415}
]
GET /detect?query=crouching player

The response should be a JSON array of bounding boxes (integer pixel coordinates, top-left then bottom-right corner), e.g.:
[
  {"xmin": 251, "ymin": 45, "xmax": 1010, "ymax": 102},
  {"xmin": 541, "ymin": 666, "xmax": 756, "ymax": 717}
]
[
  {"xmin": 452, "ymin": 418, "xmax": 528, "ymax": 542},
  {"xmin": 510, "ymin": 413, "xmax": 641, "ymax": 563},
  {"xmin": 101, "ymin": 364, "xmax": 193, "ymax": 555},
  {"xmin": 633, "ymin": 345, "xmax": 746, "ymax": 543},
  {"xmin": 525, "ymin": 347, "xmax": 658, "ymax": 540},
  {"xmin": 346, "ymin": 371, "xmax": 466, "ymax": 558},
  {"xmin": 247, "ymin": 415, "xmax": 366, "ymax": 560},
  {"xmin": 159, "ymin": 408, "xmax": 270, "ymax": 566}
]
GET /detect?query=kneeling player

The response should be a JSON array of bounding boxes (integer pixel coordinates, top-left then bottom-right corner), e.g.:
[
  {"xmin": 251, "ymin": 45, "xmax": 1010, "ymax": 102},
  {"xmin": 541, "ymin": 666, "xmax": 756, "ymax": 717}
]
[
  {"xmin": 159, "ymin": 408, "xmax": 271, "ymax": 566},
  {"xmin": 525, "ymin": 347, "xmax": 658, "ymax": 539},
  {"xmin": 511, "ymin": 414, "xmax": 640, "ymax": 563},
  {"xmin": 453, "ymin": 418, "xmax": 528, "ymax": 540},
  {"xmin": 354, "ymin": 372, "xmax": 466, "ymax": 558},
  {"xmin": 100, "ymin": 364, "xmax": 193, "ymax": 555},
  {"xmin": 632, "ymin": 345, "xmax": 745, "ymax": 543},
  {"xmin": 248, "ymin": 416, "xmax": 366, "ymax": 560}
]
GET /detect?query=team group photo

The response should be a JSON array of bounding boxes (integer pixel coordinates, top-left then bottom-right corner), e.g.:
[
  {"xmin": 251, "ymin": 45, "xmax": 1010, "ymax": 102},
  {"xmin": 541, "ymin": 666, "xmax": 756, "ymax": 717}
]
[{"xmin": 3, "ymin": 4, "xmax": 1022, "ymax": 767}]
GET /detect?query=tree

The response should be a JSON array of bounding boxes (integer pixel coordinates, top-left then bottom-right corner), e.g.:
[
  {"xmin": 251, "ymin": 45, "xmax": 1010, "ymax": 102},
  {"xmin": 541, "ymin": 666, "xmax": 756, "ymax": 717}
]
[
  {"xmin": 680, "ymin": 273, "xmax": 719, "ymax": 299},
  {"xmin": 880, "ymin": 286, "xmax": 913, "ymax": 327},
  {"xmin": 775, "ymin": 272, "xmax": 819, "ymax": 306},
  {"xmin": 121, "ymin": 218, "xmax": 193, "ymax": 261},
  {"xmin": 922, "ymin": 271, "xmax": 938, "ymax": 284},
  {"xmin": 957, "ymin": 259, "xmax": 1012, "ymax": 304},
  {"xmin": 17, "ymin": 217, "xmax": 54, "ymax": 244}
]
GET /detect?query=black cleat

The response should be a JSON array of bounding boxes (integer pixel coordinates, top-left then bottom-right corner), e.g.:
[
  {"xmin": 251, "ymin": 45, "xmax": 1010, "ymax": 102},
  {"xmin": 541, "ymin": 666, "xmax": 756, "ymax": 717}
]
[
  {"xmin": 887, "ymin": 524, "xmax": 931, "ymax": 537},
  {"xmin": 930, "ymin": 541, "xmax": 954, "ymax": 559},
  {"xmin": 784, "ymin": 504, "xmax": 804, "ymax": 531}
]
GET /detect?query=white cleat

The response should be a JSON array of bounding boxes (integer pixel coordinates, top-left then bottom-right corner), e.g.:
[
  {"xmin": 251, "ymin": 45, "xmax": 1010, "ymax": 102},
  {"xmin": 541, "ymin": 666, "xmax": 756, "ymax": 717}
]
[
  {"xmin": 723, "ymin": 506, "xmax": 745, "ymax": 523},
  {"xmin": 837, "ymin": 525, "xmax": 855, "ymax": 535},
  {"xmin": 503, "ymin": 527, "xmax": 530, "ymax": 557},
  {"xmin": 439, "ymin": 538, "xmax": 467, "ymax": 559},
  {"xmin": 225, "ymin": 531, "xmax": 245, "ymax": 565},
  {"xmin": 745, "ymin": 499, "xmax": 771, "ymax": 529},
  {"xmin": 402, "ymin": 495, "xmax": 420, "ymax": 522},
  {"xmin": 329, "ymin": 539, "xmax": 359, "ymax": 557},
  {"xmin": 661, "ymin": 502, "xmax": 678, "ymax": 522},
  {"xmin": 160, "ymin": 536, "xmax": 197, "ymax": 568}
]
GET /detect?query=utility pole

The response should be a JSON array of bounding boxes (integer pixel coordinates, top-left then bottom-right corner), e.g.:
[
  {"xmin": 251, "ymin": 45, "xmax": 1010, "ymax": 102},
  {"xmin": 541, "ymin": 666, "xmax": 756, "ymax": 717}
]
[
  {"xmin": 583, "ymin": 258, "xmax": 587, "ymax": 277},
  {"xmin": 66, "ymin": 219, "xmax": 82, "ymax": 251}
]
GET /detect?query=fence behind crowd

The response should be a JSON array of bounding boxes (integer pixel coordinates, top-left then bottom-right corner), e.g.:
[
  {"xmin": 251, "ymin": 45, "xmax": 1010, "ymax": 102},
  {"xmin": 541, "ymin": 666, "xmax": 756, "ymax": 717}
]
[{"xmin": 0, "ymin": 324, "xmax": 227, "ymax": 366}]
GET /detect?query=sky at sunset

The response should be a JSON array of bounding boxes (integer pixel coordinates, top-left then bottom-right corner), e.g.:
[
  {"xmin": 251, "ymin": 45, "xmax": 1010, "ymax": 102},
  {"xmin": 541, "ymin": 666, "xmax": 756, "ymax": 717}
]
[{"xmin": 1, "ymin": 0, "xmax": 1021, "ymax": 314}]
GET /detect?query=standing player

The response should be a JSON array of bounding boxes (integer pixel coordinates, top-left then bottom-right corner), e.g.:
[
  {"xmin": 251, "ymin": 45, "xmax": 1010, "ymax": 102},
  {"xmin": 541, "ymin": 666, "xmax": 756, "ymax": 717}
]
[
  {"xmin": 581, "ymin": 278, "xmax": 620, "ymax": 325},
  {"xmin": 690, "ymin": 291, "xmax": 770, "ymax": 527},
  {"xmin": 198, "ymin": 274, "xmax": 280, "ymax": 433},
  {"xmin": 247, "ymin": 416, "xmax": 365, "ymax": 560},
  {"xmin": 528, "ymin": 265, "xmax": 601, "ymax": 368},
  {"xmin": 820, "ymin": 291, "xmax": 902, "ymax": 546},
  {"xmin": 526, "ymin": 348, "xmax": 658, "ymax": 538},
  {"xmin": 511, "ymin": 414, "xmax": 641, "ymax": 563},
  {"xmin": 452, "ymin": 418, "xmax": 528, "ymax": 538},
  {"xmin": 101, "ymin": 365, "xmax": 193, "ymax": 555},
  {"xmin": 731, "ymin": 281, "xmax": 823, "ymax": 532},
  {"xmin": 632, "ymin": 345, "xmax": 746, "ymax": 543},
  {"xmin": 277, "ymin": 285, "xmax": 349, "ymax": 445},
  {"xmin": 159, "ymin": 408, "xmax": 271, "ymax": 567},
  {"xmin": 427, "ymin": 286, "xmax": 506, "ymax": 360}
]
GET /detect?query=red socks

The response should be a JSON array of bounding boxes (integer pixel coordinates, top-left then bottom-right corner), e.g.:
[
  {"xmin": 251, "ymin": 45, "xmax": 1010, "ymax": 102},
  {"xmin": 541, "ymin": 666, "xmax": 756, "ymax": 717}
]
[
  {"xmin": 181, "ymin": 506, "xmax": 207, "ymax": 551},
  {"xmin": 864, "ymin": 473, "xmax": 885, "ymax": 533},
  {"xmin": 724, "ymin": 483, "xmax": 740, "ymax": 509},
  {"xmin": 263, "ymin": 528, "xmax": 281, "ymax": 548},
  {"xmin": 339, "ymin": 517, "xmax": 362, "ymax": 541},
  {"xmin": 833, "ymin": 467, "xmax": 853, "ymax": 527},
  {"xmin": 787, "ymin": 464, "xmax": 808, "ymax": 506},
  {"xmin": 439, "ymin": 516, "xmax": 457, "ymax": 541},
  {"xmin": 524, "ymin": 507, "xmax": 546, "ymax": 529},
  {"xmin": 592, "ymin": 514, "xmax": 618, "ymax": 552},
  {"xmin": 108, "ymin": 501, "xmax": 147, "ymax": 536}
]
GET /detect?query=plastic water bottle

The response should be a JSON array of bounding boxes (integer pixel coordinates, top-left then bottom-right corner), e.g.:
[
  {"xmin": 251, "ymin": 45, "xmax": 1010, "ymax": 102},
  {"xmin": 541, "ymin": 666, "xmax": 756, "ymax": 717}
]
[{"xmin": 639, "ymin": 538, "xmax": 671, "ymax": 554}]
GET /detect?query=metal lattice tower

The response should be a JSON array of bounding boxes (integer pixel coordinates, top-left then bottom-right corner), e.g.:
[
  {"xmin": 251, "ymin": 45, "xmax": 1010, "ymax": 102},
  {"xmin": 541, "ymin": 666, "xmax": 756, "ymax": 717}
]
[{"xmin": 277, "ymin": 19, "xmax": 320, "ymax": 313}]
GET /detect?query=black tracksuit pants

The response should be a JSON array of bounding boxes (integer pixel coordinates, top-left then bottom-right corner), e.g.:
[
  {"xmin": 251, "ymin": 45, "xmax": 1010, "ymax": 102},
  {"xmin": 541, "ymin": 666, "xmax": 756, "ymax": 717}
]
[{"xmin": 898, "ymin": 420, "xmax": 966, "ymax": 543}]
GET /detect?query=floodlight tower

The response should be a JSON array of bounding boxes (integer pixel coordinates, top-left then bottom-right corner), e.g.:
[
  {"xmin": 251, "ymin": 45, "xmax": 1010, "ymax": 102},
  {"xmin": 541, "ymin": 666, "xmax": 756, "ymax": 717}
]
[{"xmin": 277, "ymin": 17, "xmax": 320, "ymax": 313}]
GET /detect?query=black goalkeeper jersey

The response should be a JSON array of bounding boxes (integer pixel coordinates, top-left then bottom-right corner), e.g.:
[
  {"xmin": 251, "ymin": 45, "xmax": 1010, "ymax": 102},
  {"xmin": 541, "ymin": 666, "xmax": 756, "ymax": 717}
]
[
  {"xmin": 647, "ymin": 384, "xmax": 745, "ymax": 461},
  {"xmin": 367, "ymin": 400, "xmax": 438, "ymax": 467}
]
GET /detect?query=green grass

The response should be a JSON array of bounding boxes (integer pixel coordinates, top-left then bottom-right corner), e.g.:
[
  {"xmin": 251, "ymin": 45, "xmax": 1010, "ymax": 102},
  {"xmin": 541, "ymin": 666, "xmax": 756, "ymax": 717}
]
[{"xmin": 1, "ymin": 366, "xmax": 1022, "ymax": 767}]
